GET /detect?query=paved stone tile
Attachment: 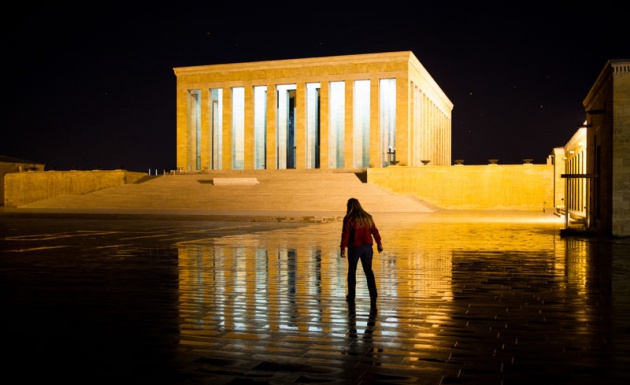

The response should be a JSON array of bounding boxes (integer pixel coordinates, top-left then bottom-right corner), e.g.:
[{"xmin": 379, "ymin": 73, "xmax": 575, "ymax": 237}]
[{"xmin": 1, "ymin": 211, "xmax": 629, "ymax": 385}]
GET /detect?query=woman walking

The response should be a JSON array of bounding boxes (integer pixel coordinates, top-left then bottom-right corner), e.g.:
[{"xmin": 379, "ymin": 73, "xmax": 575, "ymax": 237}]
[{"xmin": 340, "ymin": 198, "xmax": 383, "ymax": 311}]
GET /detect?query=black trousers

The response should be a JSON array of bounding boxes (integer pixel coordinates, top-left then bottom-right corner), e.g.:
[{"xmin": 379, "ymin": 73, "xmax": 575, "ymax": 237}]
[{"xmin": 346, "ymin": 244, "xmax": 377, "ymax": 300}]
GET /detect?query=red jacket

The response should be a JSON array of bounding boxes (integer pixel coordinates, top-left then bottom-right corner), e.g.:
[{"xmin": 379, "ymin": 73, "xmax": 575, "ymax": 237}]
[{"xmin": 340, "ymin": 216, "xmax": 382, "ymax": 251}]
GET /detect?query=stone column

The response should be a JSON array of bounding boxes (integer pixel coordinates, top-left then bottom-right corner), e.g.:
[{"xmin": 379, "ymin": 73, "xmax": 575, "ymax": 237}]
[
  {"xmin": 295, "ymin": 81, "xmax": 306, "ymax": 169},
  {"xmin": 222, "ymin": 88, "xmax": 233, "ymax": 170},
  {"xmin": 266, "ymin": 84, "xmax": 278, "ymax": 170},
  {"xmin": 243, "ymin": 84, "xmax": 254, "ymax": 170}
]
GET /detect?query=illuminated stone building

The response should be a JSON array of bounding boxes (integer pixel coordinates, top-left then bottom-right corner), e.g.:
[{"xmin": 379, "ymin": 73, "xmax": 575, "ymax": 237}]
[
  {"xmin": 0, "ymin": 155, "xmax": 45, "ymax": 207},
  {"xmin": 7, "ymin": 54, "xmax": 627, "ymax": 237},
  {"xmin": 173, "ymin": 51, "xmax": 453, "ymax": 171},
  {"xmin": 583, "ymin": 59, "xmax": 630, "ymax": 237}
]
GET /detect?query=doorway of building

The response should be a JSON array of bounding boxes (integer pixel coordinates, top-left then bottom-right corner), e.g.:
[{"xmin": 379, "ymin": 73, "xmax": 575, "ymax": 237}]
[
  {"xmin": 306, "ymin": 83, "xmax": 321, "ymax": 169},
  {"xmin": 277, "ymin": 85, "xmax": 297, "ymax": 169}
]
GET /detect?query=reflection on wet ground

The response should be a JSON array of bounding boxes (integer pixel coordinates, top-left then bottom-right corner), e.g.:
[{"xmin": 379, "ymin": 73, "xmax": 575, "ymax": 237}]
[{"xmin": 1, "ymin": 212, "xmax": 629, "ymax": 384}]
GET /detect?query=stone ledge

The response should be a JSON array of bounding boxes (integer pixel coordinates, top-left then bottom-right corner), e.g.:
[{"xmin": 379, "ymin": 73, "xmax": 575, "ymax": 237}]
[{"xmin": 212, "ymin": 177, "xmax": 260, "ymax": 186}]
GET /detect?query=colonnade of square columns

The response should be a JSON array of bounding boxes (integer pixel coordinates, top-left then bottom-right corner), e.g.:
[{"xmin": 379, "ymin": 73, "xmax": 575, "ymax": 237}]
[{"xmin": 174, "ymin": 51, "xmax": 453, "ymax": 172}]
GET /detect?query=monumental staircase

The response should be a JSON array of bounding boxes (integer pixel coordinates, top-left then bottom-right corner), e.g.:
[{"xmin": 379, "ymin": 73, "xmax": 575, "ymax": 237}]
[{"xmin": 17, "ymin": 169, "xmax": 439, "ymax": 216}]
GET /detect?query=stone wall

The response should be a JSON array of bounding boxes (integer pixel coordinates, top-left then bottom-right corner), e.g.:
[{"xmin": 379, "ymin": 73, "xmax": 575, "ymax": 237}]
[
  {"xmin": 368, "ymin": 164, "xmax": 554, "ymax": 211},
  {"xmin": 4, "ymin": 166, "xmax": 555, "ymax": 211},
  {"xmin": 0, "ymin": 159, "xmax": 46, "ymax": 206},
  {"xmin": 4, "ymin": 170, "xmax": 147, "ymax": 207},
  {"xmin": 611, "ymin": 62, "xmax": 630, "ymax": 236}
]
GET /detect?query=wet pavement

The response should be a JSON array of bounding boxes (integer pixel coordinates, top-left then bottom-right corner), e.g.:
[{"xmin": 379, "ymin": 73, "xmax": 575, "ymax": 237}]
[{"xmin": 1, "ymin": 210, "xmax": 630, "ymax": 384}]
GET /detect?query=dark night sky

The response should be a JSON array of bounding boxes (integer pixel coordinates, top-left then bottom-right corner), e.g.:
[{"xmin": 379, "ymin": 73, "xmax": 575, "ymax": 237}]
[{"xmin": 2, "ymin": 2, "xmax": 627, "ymax": 171}]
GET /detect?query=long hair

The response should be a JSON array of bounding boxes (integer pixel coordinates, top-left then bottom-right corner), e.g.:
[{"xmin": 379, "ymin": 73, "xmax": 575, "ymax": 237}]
[{"xmin": 345, "ymin": 198, "xmax": 374, "ymax": 228}]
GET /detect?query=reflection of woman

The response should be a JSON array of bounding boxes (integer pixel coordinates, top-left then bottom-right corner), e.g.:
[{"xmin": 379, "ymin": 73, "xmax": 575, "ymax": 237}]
[
  {"xmin": 347, "ymin": 305, "xmax": 378, "ymax": 341},
  {"xmin": 340, "ymin": 198, "xmax": 383, "ymax": 310}
]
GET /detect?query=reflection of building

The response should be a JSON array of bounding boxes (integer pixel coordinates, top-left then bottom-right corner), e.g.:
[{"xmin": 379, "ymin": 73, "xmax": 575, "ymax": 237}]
[{"xmin": 173, "ymin": 51, "xmax": 453, "ymax": 172}]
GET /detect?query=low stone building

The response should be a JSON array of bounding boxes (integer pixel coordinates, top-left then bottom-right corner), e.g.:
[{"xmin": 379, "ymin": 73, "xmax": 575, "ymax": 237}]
[
  {"xmin": 583, "ymin": 59, "xmax": 630, "ymax": 237},
  {"xmin": 0, "ymin": 155, "xmax": 45, "ymax": 206}
]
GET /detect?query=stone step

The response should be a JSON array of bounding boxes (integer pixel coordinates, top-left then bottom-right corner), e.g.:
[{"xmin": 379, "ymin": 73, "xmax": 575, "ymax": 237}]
[{"xmin": 19, "ymin": 170, "xmax": 438, "ymax": 214}]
